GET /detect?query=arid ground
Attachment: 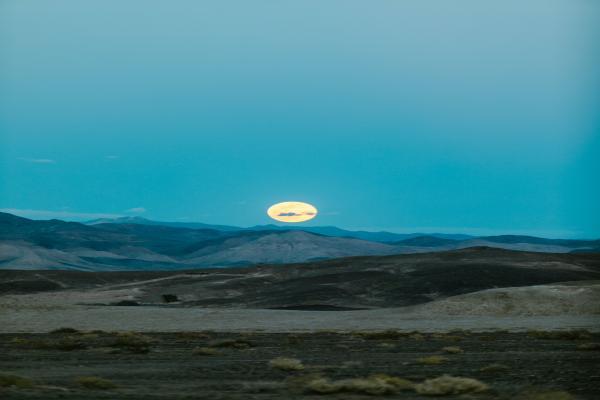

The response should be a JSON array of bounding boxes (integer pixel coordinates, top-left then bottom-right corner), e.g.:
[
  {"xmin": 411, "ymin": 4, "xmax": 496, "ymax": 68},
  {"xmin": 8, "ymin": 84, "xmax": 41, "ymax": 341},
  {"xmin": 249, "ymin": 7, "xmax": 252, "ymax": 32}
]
[{"xmin": 1, "ymin": 330, "xmax": 600, "ymax": 399}]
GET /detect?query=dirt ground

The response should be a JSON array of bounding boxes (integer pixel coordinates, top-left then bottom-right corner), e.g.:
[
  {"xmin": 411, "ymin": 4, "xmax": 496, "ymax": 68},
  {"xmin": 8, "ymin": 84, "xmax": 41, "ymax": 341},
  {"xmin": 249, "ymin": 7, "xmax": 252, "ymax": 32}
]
[{"xmin": 1, "ymin": 330, "xmax": 599, "ymax": 399}]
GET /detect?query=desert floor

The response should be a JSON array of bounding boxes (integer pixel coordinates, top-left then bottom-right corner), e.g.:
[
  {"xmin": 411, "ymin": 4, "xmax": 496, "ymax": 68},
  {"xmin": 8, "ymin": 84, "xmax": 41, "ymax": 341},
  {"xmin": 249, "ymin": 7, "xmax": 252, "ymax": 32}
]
[{"xmin": 1, "ymin": 330, "xmax": 599, "ymax": 399}]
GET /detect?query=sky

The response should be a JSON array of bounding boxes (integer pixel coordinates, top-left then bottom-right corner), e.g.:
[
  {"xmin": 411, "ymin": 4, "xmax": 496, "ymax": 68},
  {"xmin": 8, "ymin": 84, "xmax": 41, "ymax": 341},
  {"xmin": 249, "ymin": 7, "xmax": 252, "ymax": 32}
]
[{"xmin": 0, "ymin": 0, "xmax": 599, "ymax": 238}]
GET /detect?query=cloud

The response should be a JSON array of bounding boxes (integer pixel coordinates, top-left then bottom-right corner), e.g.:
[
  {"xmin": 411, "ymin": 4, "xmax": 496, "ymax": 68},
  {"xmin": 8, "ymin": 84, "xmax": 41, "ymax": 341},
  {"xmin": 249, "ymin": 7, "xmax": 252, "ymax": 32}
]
[
  {"xmin": 105, "ymin": 155, "xmax": 119, "ymax": 160},
  {"xmin": 125, "ymin": 207, "xmax": 147, "ymax": 213},
  {"xmin": 278, "ymin": 212, "xmax": 300, "ymax": 217},
  {"xmin": 0, "ymin": 208, "xmax": 122, "ymax": 221},
  {"xmin": 18, "ymin": 157, "xmax": 56, "ymax": 164}
]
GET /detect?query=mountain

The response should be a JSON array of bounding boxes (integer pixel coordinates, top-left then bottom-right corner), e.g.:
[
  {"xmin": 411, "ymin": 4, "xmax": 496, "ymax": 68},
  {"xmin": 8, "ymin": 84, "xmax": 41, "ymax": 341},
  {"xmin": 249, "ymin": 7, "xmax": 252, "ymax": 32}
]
[
  {"xmin": 1, "ymin": 211, "xmax": 599, "ymax": 271},
  {"xmin": 85, "ymin": 216, "xmax": 472, "ymax": 242},
  {"xmin": 86, "ymin": 216, "xmax": 241, "ymax": 231},
  {"xmin": 0, "ymin": 212, "xmax": 400, "ymax": 270}
]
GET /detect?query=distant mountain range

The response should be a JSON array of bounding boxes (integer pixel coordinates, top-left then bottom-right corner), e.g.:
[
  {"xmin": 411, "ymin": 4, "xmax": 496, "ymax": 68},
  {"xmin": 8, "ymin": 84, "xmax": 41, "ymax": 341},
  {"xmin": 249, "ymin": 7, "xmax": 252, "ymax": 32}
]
[
  {"xmin": 1, "ymin": 212, "xmax": 598, "ymax": 271},
  {"xmin": 86, "ymin": 216, "xmax": 473, "ymax": 242}
]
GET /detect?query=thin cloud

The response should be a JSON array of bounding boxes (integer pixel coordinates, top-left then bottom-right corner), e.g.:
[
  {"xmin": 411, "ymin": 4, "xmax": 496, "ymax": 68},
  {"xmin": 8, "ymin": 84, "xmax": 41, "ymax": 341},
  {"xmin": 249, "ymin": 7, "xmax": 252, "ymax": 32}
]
[
  {"xmin": 125, "ymin": 207, "xmax": 147, "ymax": 213},
  {"xmin": 0, "ymin": 208, "xmax": 122, "ymax": 221},
  {"xmin": 105, "ymin": 155, "xmax": 119, "ymax": 160},
  {"xmin": 18, "ymin": 157, "xmax": 56, "ymax": 164}
]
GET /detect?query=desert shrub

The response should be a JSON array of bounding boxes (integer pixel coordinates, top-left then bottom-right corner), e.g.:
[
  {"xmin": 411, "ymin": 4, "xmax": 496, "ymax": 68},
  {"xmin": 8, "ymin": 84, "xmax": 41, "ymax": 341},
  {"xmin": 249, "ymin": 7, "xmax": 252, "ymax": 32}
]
[
  {"xmin": 519, "ymin": 390, "xmax": 576, "ymax": 400},
  {"xmin": 353, "ymin": 330, "xmax": 408, "ymax": 340},
  {"xmin": 11, "ymin": 337, "xmax": 86, "ymax": 351},
  {"xmin": 305, "ymin": 374, "xmax": 413, "ymax": 395},
  {"xmin": 75, "ymin": 376, "xmax": 117, "ymax": 390},
  {"xmin": 577, "ymin": 343, "xmax": 600, "ymax": 351},
  {"xmin": 50, "ymin": 327, "xmax": 80, "ymax": 334},
  {"xmin": 208, "ymin": 339, "xmax": 254, "ymax": 349},
  {"xmin": 415, "ymin": 375, "xmax": 488, "ymax": 395},
  {"xmin": 177, "ymin": 332, "xmax": 211, "ymax": 340},
  {"xmin": 441, "ymin": 346, "xmax": 463, "ymax": 354},
  {"xmin": 431, "ymin": 333, "xmax": 463, "ymax": 342},
  {"xmin": 0, "ymin": 373, "xmax": 34, "ymax": 388},
  {"xmin": 52, "ymin": 337, "xmax": 88, "ymax": 351},
  {"xmin": 269, "ymin": 357, "xmax": 304, "ymax": 371},
  {"xmin": 161, "ymin": 294, "xmax": 179, "ymax": 303},
  {"xmin": 416, "ymin": 355, "xmax": 449, "ymax": 365},
  {"xmin": 479, "ymin": 363, "xmax": 510, "ymax": 373},
  {"xmin": 192, "ymin": 347, "xmax": 220, "ymax": 356},
  {"xmin": 111, "ymin": 300, "xmax": 140, "ymax": 306},
  {"xmin": 110, "ymin": 332, "xmax": 152, "ymax": 353},
  {"xmin": 527, "ymin": 329, "xmax": 591, "ymax": 340}
]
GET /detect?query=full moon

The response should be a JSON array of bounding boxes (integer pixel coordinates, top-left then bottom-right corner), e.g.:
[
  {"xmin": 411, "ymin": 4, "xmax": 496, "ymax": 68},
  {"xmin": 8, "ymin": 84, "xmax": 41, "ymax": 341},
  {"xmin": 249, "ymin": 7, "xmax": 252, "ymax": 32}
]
[{"xmin": 267, "ymin": 201, "xmax": 318, "ymax": 223}]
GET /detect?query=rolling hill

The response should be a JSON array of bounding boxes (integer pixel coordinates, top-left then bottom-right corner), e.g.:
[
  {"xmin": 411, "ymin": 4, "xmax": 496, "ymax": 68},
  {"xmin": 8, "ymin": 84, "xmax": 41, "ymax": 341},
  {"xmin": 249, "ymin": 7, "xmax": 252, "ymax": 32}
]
[{"xmin": 1, "ymin": 211, "xmax": 599, "ymax": 271}]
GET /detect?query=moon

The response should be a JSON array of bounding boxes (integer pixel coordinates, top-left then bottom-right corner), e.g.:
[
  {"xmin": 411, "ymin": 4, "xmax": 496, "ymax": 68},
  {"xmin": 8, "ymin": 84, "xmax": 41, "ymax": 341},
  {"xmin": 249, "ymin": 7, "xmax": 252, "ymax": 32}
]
[{"xmin": 267, "ymin": 201, "xmax": 318, "ymax": 223}]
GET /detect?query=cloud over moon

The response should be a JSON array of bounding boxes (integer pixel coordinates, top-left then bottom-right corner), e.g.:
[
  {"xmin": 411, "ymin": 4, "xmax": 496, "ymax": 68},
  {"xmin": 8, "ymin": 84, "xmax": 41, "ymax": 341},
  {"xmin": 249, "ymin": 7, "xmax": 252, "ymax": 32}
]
[{"xmin": 268, "ymin": 201, "xmax": 318, "ymax": 223}]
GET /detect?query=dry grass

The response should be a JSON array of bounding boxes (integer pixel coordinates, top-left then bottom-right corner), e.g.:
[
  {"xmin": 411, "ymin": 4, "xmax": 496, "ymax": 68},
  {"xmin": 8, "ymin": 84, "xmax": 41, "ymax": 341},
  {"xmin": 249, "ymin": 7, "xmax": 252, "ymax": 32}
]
[
  {"xmin": 305, "ymin": 374, "xmax": 413, "ymax": 395},
  {"xmin": 10, "ymin": 336, "xmax": 87, "ymax": 351},
  {"xmin": 416, "ymin": 355, "xmax": 449, "ymax": 365},
  {"xmin": 479, "ymin": 363, "xmax": 510, "ymax": 373},
  {"xmin": 176, "ymin": 332, "xmax": 211, "ymax": 340},
  {"xmin": 269, "ymin": 357, "xmax": 304, "ymax": 371},
  {"xmin": 527, "ymin": 329, "xmax": 592, "ymax": 340},
  {"xmin": 0, "ymin": 373, "xmax": 34, "ymax": 388},
  {"xmin": 50, "ymin": 327, "xmax": 80, "ymax": 334},
  {"xmin": 75, "ymin": 376, "xmax": 117, "ymax": 390},
  {"xmin": 192, "ymin": 347, "xmax": 220, "ymax": 356},
  {"xmin": 353, "ymin": 330, "xmax": 412, "ymax": 340},
  {"xmin": 431, "ymin": 333, "xmax": 463, "ymax": 342},
  {"xmin": 208, "ymin": 338, "xmax": 254, "ymax": 349},
  {"xmin": 577, "ymin": 342, "xmax": 600, "ymax": 351},
  {"xmin": 414, "ymin": 375, "xmax": 488, "ymax": 396},
  {"xmin": 110, "ymin": 332, "xmax": 152, "ymax": 353},
  {"xmin": 518, "ymin": 390, "xmax": 576, "ymax": 400},
  {"xmin": 441, "ymin": 346, "xmax": 463, "ymax": 354}
]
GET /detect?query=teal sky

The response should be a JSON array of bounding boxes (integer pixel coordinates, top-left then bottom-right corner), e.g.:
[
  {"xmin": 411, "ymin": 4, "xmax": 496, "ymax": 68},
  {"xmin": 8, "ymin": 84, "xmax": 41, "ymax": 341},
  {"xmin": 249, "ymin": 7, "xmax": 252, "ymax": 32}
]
[{"xmin": 1, "ymin": 1, "xmax": 598, "ymax": 238}]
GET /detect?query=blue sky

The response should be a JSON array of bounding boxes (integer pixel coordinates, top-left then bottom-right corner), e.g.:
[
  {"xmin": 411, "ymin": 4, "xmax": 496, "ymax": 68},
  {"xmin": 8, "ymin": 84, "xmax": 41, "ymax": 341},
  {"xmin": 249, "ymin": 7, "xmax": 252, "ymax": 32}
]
[{"xmin": 1, "ymin": 0, "xmax": 598, "ymax": 238}]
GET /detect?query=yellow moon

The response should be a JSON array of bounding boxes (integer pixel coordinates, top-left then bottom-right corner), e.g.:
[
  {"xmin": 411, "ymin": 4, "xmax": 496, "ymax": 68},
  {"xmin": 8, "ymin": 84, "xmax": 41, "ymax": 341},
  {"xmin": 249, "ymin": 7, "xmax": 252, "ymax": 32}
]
[{"xmin": 267, "ymin": 201, "xmax": 318, "ymax": 223}]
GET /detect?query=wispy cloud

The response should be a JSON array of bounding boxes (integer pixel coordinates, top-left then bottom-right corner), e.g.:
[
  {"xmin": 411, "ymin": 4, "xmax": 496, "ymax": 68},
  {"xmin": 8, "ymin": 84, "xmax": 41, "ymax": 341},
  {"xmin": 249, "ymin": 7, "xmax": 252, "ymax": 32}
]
[
  {"xmin": 124, "ymin": 207, "xmax": 147, "ymax": 213},
  {"xmin": 0, "ymin": 208, "xmax": 122, "ymax": 221},
  {"xmin": 105, "ymin": 155, "xmax": 119, "ymax": 160},
  {"xmin": 18, "ymin": 157, "xmax": 56, "ymax": 164}
]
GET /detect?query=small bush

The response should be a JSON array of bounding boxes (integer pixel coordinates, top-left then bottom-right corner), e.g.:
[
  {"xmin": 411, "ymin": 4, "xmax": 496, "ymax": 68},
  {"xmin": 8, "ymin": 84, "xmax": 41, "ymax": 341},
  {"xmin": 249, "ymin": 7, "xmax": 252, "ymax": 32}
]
[
  {"xmin": 577, "ymin": 343, "xmax": 600, "ymax": 351},
  {"xmin": 305, "ymin": 374, "xmax": 413, "ymax": 395},
  {"xmin": 527, "ymin": 329, "xmax": 591, "ymax": 340},
  {"xmin": 53, "ymin": 337, "xmax": 88, "ymax": 351},
  {"xmin": 479, "ymin": 363, "xmax": 510, "ymax": 373},
  {"xmin": 110, "ymin": 332, "xmax": 152, "ymax": 353},
  {"xmin": 0, "ymin": 373, "xmax": 34, "ymax": 388},
  {"xmin": 192, "ymin": 347, "xmax": 220, "ymax": 356},
  {"xmin": 353, "ymin": 330, "xmax": 426, "ymax": 340},
  {"xmin": 75, "ymin": 376, "xmax": 117, "ymax": 390},
  {"xmin": 269, "ymin": 357, "xmax": 304, "ymax": 371},
  {"xmin": 415, "ymin": 375, "xmax": 488, "ymax": 395},
  {"xmin": 208, "ymin": 339, "xmax": 253, "ymax": 349},
  {"xmin": 50, "ymin": 327, "xmax": 80, "ymax": 334},
  {"xmin": 431, "ymin": 333, "xmax": 463, "ymax": 342},
  {"xmin": 11, "ymin": 337, "xmax": 86, "ymax": 351},
  {"xmin": 177, "ymin": 332, "xmax": 211, "ymax": 340},
  {"xmin": 519, "ymin": 390, "xmax": 576, "ymax": 400},
  {"xmin": 416, "ymin": 355, "xmax": 449, "ymax": 365},
  {"xmin": 162, "ymin": 294, "xmax": 179, "ymax": 303},
  {"xmin": 441, "ymin": 346, "xmax": 463, "ymax": 354}
]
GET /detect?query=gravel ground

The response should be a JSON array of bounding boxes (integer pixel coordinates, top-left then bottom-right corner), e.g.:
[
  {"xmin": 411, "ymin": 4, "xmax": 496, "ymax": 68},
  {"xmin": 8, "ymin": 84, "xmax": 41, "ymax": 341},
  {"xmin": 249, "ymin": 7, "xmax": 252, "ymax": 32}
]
[
  {"xmin": 1, "ymin": 330, "xmax": 599, "ymax": 399},
  {"xmin": 1, "ymin": 305, "xmax": 600, "ymax": 333}
]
